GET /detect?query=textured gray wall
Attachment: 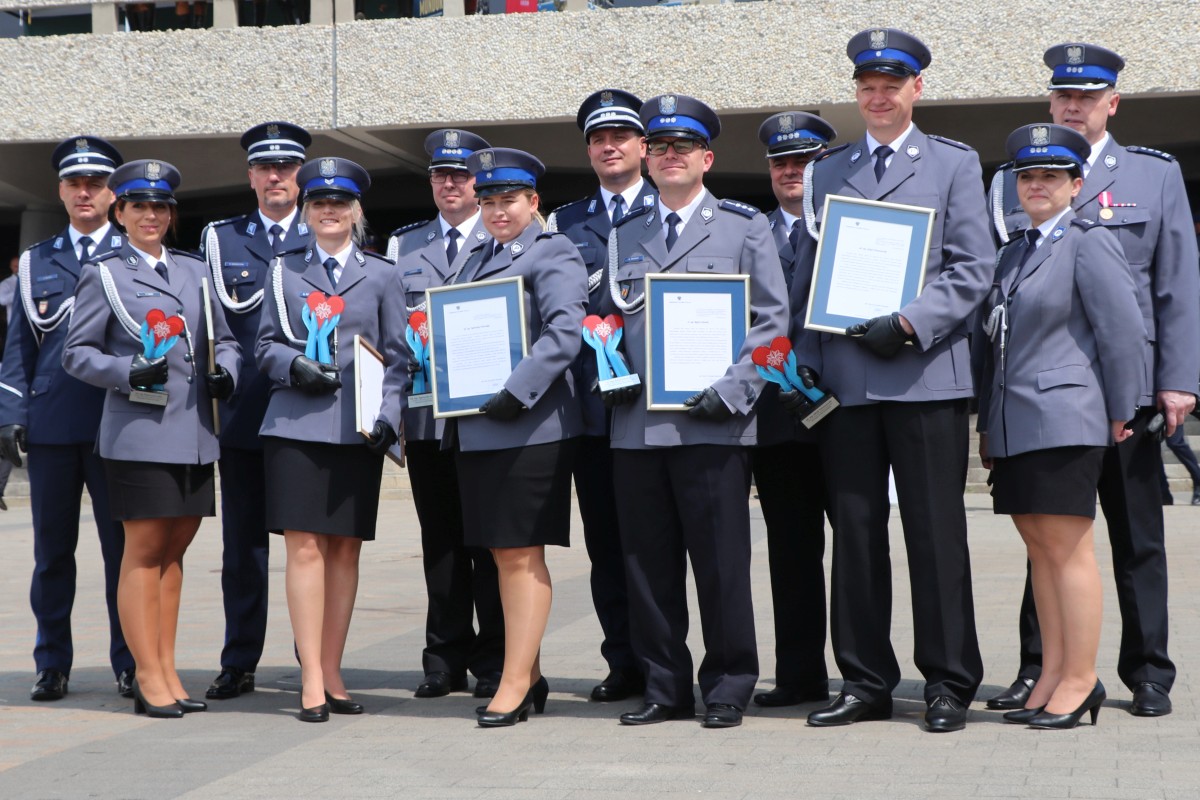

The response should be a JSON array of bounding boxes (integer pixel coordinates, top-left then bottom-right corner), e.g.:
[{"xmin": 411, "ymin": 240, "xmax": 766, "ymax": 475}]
[{"xmin": 0, "ymin": 0, "xmax": 1195, "ymax": 143}]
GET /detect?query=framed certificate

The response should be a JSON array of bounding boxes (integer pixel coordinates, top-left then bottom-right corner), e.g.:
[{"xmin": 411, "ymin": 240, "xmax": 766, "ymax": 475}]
[
  {"xmin": 353, "ymin": 335, "xmax": 405, "ymax": 466},
  {"xmin": 426, "ymin": 276, "xmax": 529, "ymax": 419},
  {"xmin": 804, "ymin": 195, "xmax": 935, "ymax": 334},
  {"xmin": 644, "ymin": 273, "xmax": 750, "ymax": 410}
]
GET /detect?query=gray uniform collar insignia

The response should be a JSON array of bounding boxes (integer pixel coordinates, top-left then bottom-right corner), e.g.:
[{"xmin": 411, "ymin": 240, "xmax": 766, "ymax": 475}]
[
  {"xmin": 1105, "ymin": 154, "xmax": 1117, "ymax": 169},
  {"xmin": 701, "ymin": 207, "xmax": 713, "ymax": 221},
  {"xmin": 247, "ymin": 221, "xmax": 257, "ymax": 236},
  {"xmin": 355, "ymin": 250, "xmax": 366, "ymax": 264},
  {"xmin": 111, "ymin": 235, "xmax": 122, "ymax": 248},
  {"xmin": 426, "ymin": 230, "xmax": 437, "ymax": 242},
  {"xmin": 906, "ymin": 145, "xmax": 920, "ymax": 158},
  {"xmin": 126, "ymin": 255, "xmax": 138, "ymax": 266},
  {"xmin": 476, "ymin": 231, "xmax": 487, "ymax": 240},
  {"xmin": 850, "ymin": 149, "xmax": 862, "ymax": 163},
  {"xmin": 510, "ymin": 242, "xmax": 523, "ymax": 255},
  {"xmin": 297, "ymin": 222, "xmax": 309, "ymax": 235},
  {"xmin": 588, "ymin": 198, "xmax": 597, "ymax": 214},
  {"xmin": 305, "ymin": 249, "xmax": 314, "ymax": 262}
]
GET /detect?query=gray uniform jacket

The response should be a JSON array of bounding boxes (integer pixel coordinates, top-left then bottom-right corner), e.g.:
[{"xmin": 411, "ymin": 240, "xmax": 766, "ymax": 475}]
[
  {"xmin": 62, "ymin": 244, "xmax": 241, "ymax": 464},
  {"xmin": 975, "ymin": 214, "xmax": 1145, "ymax": 457},
  {"xmin": 256, "ymin": 244, "xmax": 408, "ymax": 444},
  {"xmin": 754, "ymin": 208, "xmax": 807, "ymax": 448},
  {"xmin": 387, "ymin": 215, "xmax": 490, "ymax": 441},
  {"xmin": 451, "ymin": 222, "xmax": 587, "ymax": 453},
  {"xmin": 598, "ymin": 189, "xmax": 790, "ymax": 450},
  {"xmin": 990, "ymin": 136, "xmax": 1200, "ymax": 404},
  {"xmin": 792, "ymin": 128, "xmax": 996, "ymax": 406}
]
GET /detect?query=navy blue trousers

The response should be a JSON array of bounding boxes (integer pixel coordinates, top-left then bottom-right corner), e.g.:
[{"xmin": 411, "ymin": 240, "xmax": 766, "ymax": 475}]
[{"xmin": 217, "ymin": 447, "xmax": 270, "ymax": 672}]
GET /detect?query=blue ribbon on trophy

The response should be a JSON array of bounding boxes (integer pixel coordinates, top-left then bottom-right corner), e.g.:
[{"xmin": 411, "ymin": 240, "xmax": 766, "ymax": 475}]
[
  {"xmin": 752, "ymin": 336, "xmax": 839, "ymax": 428},
  {"xmin": 405, "ymin": 310, "xmax": 434, "ymax": 408},
  {"xmin": 582, "ymin": 314, "xmax": 640, "ymax": 392},
  {"xmin": 302, "ymin": 291, "xmax": 343, "ymax": 366},
  {"xmin": 129, "ymin": 308, "xmax": 185, "ymax": 406}
]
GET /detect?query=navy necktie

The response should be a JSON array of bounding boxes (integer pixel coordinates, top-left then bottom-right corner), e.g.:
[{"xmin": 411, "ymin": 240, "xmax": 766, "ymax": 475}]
[
  {"xmin": 664, "ymin": 212, "xmax": 681, "ymax": 251},
  {"xmin": 154, "ymin": 261, "xmax": 168, "ymax": 283},
  {"xmin": 324, "ymin": 257, "xmax": 339, "ymax": 289},
  {"xmin": 611, "ymin": 195, "xmax": 625, "ymax": 224},
  {"xmin": 874, "ymin": 145, "xmax": 894, "ymax": 183},
  {"xmin": 269, "ymin": 224, "xmax": 286, "ymax": 255},
  {"xmin": 77, "ymin": 236, "xmax": 93, "ymax": 264},
  {"xmin": 445, "ymin": 229, "xmax": 460, "ymax": 265},
  {"xmin": 788, "ymin": 219, "xmax": 802, "ymax": 253}
]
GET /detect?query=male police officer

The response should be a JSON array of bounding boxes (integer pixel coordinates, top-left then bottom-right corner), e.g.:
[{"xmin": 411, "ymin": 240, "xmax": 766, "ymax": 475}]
[
  {"xmin": 387, "ymin": 130, "xmax": 505, "ymax": 700},
  {"xmin": 985, "ymin": 44, "xmax": 1199, "ymax": 718},
  {"xmin": 750, "ymin": 111, "xmax": 835, "ymax": 709},
  {"xmin": 201, "ymin": 121, "xmax": 311, "ymax": 701},
  {"xmin": 599, "ymin": 95, "xmax": 789, "ymax": 729},
  {"xmin": 792, "ymin": 29, "xmax": 992, "ymax": 732},
  {"xmin": 545, "ymin": 89, "xmax": 657, "ymax": 703},
  {"xmin": 0, "ymin": 136, "xmax": 133, "ymax": 700}
]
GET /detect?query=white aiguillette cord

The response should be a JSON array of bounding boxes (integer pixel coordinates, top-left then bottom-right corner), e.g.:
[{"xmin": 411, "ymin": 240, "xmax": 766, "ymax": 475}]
[
  {"xmin": 18, "ymin": 250, "xmax": 74, "ymax": 336},
  {"xmin": 206, "ymin": 225, "xmax": 265, "ymax": 313}
]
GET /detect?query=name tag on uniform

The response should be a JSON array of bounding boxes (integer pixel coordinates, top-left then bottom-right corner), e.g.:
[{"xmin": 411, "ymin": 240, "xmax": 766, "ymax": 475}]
[
  {"xmin": 404, "ymin": 269, "xmax": 423, "ymax": 277},
  {"xmin": 623, "ymin": 255, "xmax": 644, "ymax": 264},
  {"xmin": 136, "ymin": 291, "xmax": 162, "ymax": 297}
]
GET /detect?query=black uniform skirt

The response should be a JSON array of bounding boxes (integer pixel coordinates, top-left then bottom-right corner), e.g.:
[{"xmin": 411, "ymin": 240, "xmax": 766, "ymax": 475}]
[
  {"xmin": 104, "ymin": 459, "xmax": 216, "ymax": 521},
  {"xmin": 991, "ymin": 445, "xmax": 1106, "ymax": 518},
  {"xmin": 262, "ymin": 437, "xmax": 385, "ymax": 540},
  {"xmin": 457, "ymin": 439, "xmax": 577, "ymax": 549}
]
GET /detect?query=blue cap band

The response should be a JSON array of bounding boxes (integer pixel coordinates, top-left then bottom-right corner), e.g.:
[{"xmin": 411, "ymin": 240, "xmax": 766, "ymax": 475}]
[
  {"xmin": 477, "ymin": 167, "xmax": 536, "ymax": 186},
  {"xmin": 647, "ymin": 114, "xmax": 710, "ymax": 140},
  {"xmin": 115, "ymin": 178, "xmax": 172, "ymax": 195},
  {"xmin": 303, "ymin": 175, "xmax": 362, "ymax": 194},
  {"xmin": 769, "ymin": 129, "xmax": 828, "ymax": 147},
  {"xmin": 1052, "ymin": 64, "xmax": 1118, "ymax": 85},
  {"xmin": 1015, "ymin": 145, "xmax": 1084, "ymax": 165},
  {"xmin": 854, "ymin": 47, "xmax": 922, "ymax": 74}
]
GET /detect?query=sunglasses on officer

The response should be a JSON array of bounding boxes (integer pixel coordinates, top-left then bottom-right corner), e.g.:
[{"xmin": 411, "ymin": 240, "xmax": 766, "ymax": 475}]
[
  {"xmin": 645, "ymin": 138, "xmax": 706, "ymax": 156},
  {"xmin": 429, "ymin": 170, "xmax": 471, "ymax": 185}
]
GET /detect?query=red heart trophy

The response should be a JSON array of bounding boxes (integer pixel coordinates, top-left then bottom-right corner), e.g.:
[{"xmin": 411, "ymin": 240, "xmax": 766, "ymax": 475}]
[{"xmin": 752, "ymin": 336, "xmax": 838, "ymax": 429}]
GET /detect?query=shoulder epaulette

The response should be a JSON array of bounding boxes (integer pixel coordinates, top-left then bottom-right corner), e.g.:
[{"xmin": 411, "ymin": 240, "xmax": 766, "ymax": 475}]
[
  {"xmin": 551, "ymin": 196, "xmax": 591, "ymax": 214},
  {"xmin": 719, "ymin": 199, "xmax": 760, "ymax": 219},
  {"xmin": 614, "ymin": 204, "xmax": 652, "ymax": 227},
  {"xmin": 28, "ymin": 234, "xmax": 60, "ymax": 252},
  {"xmin": 364, "ymin": 250, "xmax": 396, "ymax": 265},
  {"xmin": 928, "ymin": 134, "xmax": 974, "ymax": 151},
  {"xmin": 389, "ymin": 220, "xmax": 431, "ymax": 239},
  {"xmin": 996, "ymin": 160, "xmax": 1014, "ymax": 171},
  {"xmin": 536, "ymin": 230, "xmax": 565, "ymax": 240},
  {"xmin": 168, "ymin": 247, "xmax": 205, "ymax": 262},
  {"xmin": 1071, "ymin": 217, "xmax": 1099, "ymax": 230},
  {"xmin": 207, "ymin": 214, "xmax": 249, "ymax": 229},
  {"xmin": 815, "ymin": 143, "xmax": 850, "ymax": 163},
  {"xmin": 1126, "ymin": 145, "xmax": 1176, "ymax": 162}
]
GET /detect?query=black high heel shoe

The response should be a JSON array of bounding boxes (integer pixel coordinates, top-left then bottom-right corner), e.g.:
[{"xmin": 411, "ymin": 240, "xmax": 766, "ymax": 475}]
[
  {"xmin": 175, "ymin": 697, "xmax": 208, "ymax": 713},
  {"xmin": 476, "ymin": 676, "xmax": 549, "ymax": 716},
  {"xmin": 1027, "ymin": 681, "xmax": 1105, "ymax": 729},
  {"xmin": 299, "ymin": 703, "xmax": 329, "ymax": 723},
  {"xmin": 132, "ymin": 679, "xmax": 184, "ymax": 719},
  {"xmin": 325, "ymin": 691, "xmax": 364, "ymax": 715},
  {"xmin": 1002, "ymin": 705, "xmax": 1044, "ymax": 724}
]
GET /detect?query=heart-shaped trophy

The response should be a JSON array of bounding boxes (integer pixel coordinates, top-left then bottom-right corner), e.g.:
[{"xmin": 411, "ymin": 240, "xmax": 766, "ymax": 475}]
[
  {"xmin": 302, "ymin": 291, "xmax": 345, "ymax": 365},
  {"xmin": 752, "ymin": 336, "xmax": 838, "ymax": 429}
]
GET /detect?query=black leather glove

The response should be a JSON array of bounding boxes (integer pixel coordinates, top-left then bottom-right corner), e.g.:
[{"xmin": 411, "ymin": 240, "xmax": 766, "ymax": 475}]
[
  {"xmin": 778, "ymin": 366, "xmax": 819, "ymax": 417},
  {"xmin": 592, "ymin": 378, "xmax": 643, "ymax": 409},
  {"xmin": 0, "ymin": 424, "xmax": 26, "ymax": 468},
  {"xmin": 847, "ymin": 312, "xmax": 910, "ymax": 359},
  {"xmin": 1143, "ymin": 411, "xmax": 1166, "ymax": 443},
  {"xmin": 365, "ymin": 419, "xmax": 398, "ymax": 455},
  {"xmin": 479, "ymin": 388, "xmax": 524, "ymax": 421},
  {"xmin": 407, "ymin": 355, "xmax": 424, "ymax": 375},
  {"xmin": 684, "ymin": 386, "xmax": 734, "ymax": 422},
  {"xmin": 205, "ymin": 366, "xmax": 235, "ymax": 401},
  {"xmin": 129, "ymin": 353, "xmax": 169, "ymax": 389},
  {"xmin": 290, "ymin": 356, "xmax": 341, "ymax": 396}
]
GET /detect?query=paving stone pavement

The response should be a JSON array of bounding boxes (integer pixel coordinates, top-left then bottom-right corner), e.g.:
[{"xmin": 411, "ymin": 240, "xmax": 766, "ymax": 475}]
[{"xmin": 0, "ymin": 487, "xmax": 1198, "ymax": 799}]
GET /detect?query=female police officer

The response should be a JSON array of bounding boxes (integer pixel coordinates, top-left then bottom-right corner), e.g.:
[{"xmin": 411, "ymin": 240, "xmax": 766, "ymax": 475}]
[
  {"xmin": 255, "ymin": 157, "xmax": 408, "ymax": 722},
  {"xmin": 449, "ymin": 148, "xmax": 586, "ymax": 727},
  {"xmin": 63, "ymin": 159, "xmax": 241, "ymax": 718},
  {"xmin": 976, "ymin": 124, "xmax": 1144, "ymax": 729}
]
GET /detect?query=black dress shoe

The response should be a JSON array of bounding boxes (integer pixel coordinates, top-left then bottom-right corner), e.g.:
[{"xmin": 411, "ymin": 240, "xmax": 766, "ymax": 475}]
[
  {"xmin": 984, "ymin": 676, "xmax": 1037, "ymax": 710},
  {"xmin": 590, "ymin": 669, "xmax": 645, "ymax": 702},
  {"xmin": 477, "ymin": 676, "xmax": 548, "ymax": 716},
  {"xmin": 325, "ymin": 691, "xmax": 364, "ymax": 715},
  {"xmin": 478, "ymin": 686, "xmax": 537, "ymax": 728},
  {"xmin": 619, "ymin": 703, "xmax": 695, "ymax": 726},
  {"xmin": 299, "ymin": 703, "xmax": 329, "ymax": 723},
  {"xmin": 702, "ymin": 703, "xmax": 743, "ymax": 728},
  {"xmin": 1129, "ymin": 682, "xmax": 1172, "ymax": 717},
  {"xmin": 806, "ymin": 693, "xmax": 891, "ymax": 727},
  {"xmin": 31, "ymin": 669, "xmax": 68, "ymax": 701},
  {"xmin": 116, "ymin": 668, "xmax": 135, "ymax": 699},
  {"xmin": 415, "ymin": 671, "xmax": 468, "ymax": 699},
  {"xmin": 473, "ymin": 672, "xmax": 501, "ymax": 699},
  {"xmin": 205, "ymin": 667, "xmax": 254, "ymax": 700},
  {"xmin": 752, "ymin": 684, "xmax": 829, "ymax": 707},
  {"xmin": 176, "ymin": 697, "xmax": 208, "ymax": 713},
  {"xmin": 1002, "ymin": 705, "xmax": 1045, "ymax": 724},
  {"xmin": 925, "ymin": 696, "xmax": 967, "ymax": 732},
  {"xmin": 1028, "ymin": 680, "xmax": 1106, "ymax": 729},
  {"xmin": 132, "ymin": 680, "xmax": 183, "ymax": 719}
]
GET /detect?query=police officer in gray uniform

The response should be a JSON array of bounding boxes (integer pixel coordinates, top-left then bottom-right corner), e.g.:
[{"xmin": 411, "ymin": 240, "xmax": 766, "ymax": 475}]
[
  {"xmin": 0, "ymin": 136, "xmax": 133, "ymax": 701},
  {"xmin": 599, "ymin": 95, "xmax": 789, "ymax": 729},
  {"xmin": 984, "ymin": 43, "xmax": 1199, "ymax": 718},
  {"xmin": 545, "ymin": 89, "xmax": 657, "ymax": 703},
  {"xmin": 200, "ymin": 121, "xmax": 312, "ymax": 702},
  {"xmin": 792, "ymin": 29, "xmax": 992, "ymax": 732},
  {"xmin": 385, "ymin": 129, "xmax": 504, "ymax": 701},
  {"xmin": 750, "ymin": 111, "xmax": 834, "ymax": 709}
]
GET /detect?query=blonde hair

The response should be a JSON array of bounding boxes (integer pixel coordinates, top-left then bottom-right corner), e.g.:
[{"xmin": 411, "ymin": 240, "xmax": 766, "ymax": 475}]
[{"xmin": 301, "ymin": 196, "xmax": 369, "ymax": 245}]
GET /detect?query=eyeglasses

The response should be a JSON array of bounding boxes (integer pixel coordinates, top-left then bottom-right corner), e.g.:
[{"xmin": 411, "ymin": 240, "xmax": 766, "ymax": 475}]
[
  {"xmin": 645, "ymin": 139, "xmax": 704, "ymax": 156},
  {"xmin": 430, "ymin": 171, "xmax": 471, "ymax": 185}
]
